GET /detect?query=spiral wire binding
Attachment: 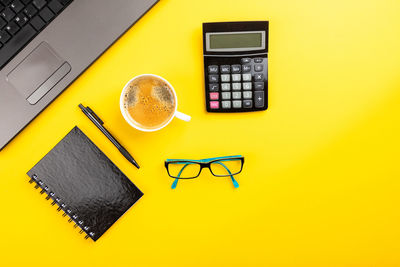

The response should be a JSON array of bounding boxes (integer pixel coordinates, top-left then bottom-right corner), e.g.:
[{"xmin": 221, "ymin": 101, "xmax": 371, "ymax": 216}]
[{"xmin": 29, "ymin": 174, "xmax": 95, "ymax": 240}]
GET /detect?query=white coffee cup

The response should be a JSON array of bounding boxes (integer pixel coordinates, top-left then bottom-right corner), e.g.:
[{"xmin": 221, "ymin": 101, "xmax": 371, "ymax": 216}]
[{"xmin": 120, "ymin": 74, "xmax": 191, "ymax": 132}]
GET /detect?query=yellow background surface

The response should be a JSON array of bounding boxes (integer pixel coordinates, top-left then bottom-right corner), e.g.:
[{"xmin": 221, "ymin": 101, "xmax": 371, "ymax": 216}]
[{"xmin": 1, "ymin": 0, "xmax": 400, "ymax": 266}]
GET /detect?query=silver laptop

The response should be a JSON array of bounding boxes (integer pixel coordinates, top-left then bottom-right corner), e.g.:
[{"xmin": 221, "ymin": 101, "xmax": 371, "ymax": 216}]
[{"xmin": 0, "ymin": 0, "xmax": 158, "ymax": 150}]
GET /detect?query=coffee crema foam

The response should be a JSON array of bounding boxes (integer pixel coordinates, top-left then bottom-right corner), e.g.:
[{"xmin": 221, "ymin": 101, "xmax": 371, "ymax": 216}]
[{"xmin": 123, "ymin": 76, "xmax": 176, "ymax": 130}]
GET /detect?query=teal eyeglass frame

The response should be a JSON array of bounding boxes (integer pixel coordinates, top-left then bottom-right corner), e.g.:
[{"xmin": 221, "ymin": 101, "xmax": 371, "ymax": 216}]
[{"xmin": 164, "ymin": 155, "xmax": 244, "ymax": 189}]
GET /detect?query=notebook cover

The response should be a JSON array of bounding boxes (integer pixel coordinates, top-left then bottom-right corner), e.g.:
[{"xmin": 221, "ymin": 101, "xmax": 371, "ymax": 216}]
[{"xmin": 27, "ymin": 126, "xmax": 143, "ymax": 241}]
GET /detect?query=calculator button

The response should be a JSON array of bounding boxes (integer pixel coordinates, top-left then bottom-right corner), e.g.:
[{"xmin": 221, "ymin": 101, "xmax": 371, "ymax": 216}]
[
  {"xmin": 222, "ymin": 101, "xmax": 231, "ymax": 109},
  {"xmin": 233, "ymin": 100, "xmax": 242, "ymax": 108},
  {"xmin": 221, "ymin": 83, "xmax": 231, "ymax": 91},
  {"xmin": 232, "ymin": 74, "xmax": 241, "ymax": 82},
  {"xmin": 254, "ymin": 64, "xmax": 263, "ymax": 72},
  {"xmin": 210, "ymin": 92, "xmax": 219, "ymax": 100},
  {"xmin": 209, "ymin": 75, "xmax": 219, "ymax": 83},
  {"xmin": 243, "ymin": 82, "xmax": 252, "ymax": 90},
  {"xmin": 243, "ymin": 91, "xmax": 252, "ymax": 99},
  {"xmin": 221, "ymin": 92, "xmax": 231, "ymax": 100},
  {"xmin": 231, "ymin": 65, "xmax": 241, "ymax": 73},
  {"xmin": 242, "ymin": 73, "xmax": 252, "ymax": 81},
  {"xmin": 241, "ymin": 58, "xmax": 251, "ymax": 64},
  {"xmin": 242, "ymin": 65, "xmax": 251, "ymax": 73},
  {"xmin": 210, "ymin": 101, "xmax": 219, "ymax": 109},
  {"xmin": 254, "ymin": 57, "xmax": 263, "ymax": 63},
  {"xmin": 220, "ymin": 65, "xmax": 230, "ymax": 73},
  {"xmin": 221, "ymin": 74, "xmax": 230, "ymax": 82},
  {"xmin": 208, "ymin": 65, "xmax": 218, "ymax": 74},
  {"xmin": 232, "ymin": 92, "xmax": 241, "ymax": 99},
  {"xmin": 254, "ymin": 73, "xmax": 264, "ymax": 81},
  {"xmin": 243, "ymin": 100, "xmax": 253, "ymax": 108},
  {"xmin": 209, "ymin": 83, "xmax": 219, "ymax": 91},
  {"xmin": 254, "ymin": 82, "xmax": 264, "ymax": 90},
  {"xmin": 254, "ymin": 91, "xmax": 264, "ymax": 108},
  {"xmin": 232, "ymin": 83, "xmax": 241, "ymax": 90}
]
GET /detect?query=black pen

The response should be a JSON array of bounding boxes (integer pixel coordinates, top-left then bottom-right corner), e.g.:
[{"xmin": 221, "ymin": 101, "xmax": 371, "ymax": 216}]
[{"xmin": 79, "ymin": 104, "xmax": 140, "ymax": 169}]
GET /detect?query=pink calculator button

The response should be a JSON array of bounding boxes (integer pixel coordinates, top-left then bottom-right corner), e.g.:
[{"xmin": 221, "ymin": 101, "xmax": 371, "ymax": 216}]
[
  {"xmin": 210, "ymin": 101, "xmax": 219, "ymax": 109},
  {"xmin": 210, "ymin": 92, "xmax": 219, "ymax": 100}
]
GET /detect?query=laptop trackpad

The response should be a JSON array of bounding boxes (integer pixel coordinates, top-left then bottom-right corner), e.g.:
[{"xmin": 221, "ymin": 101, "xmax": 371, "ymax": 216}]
[{"xmin": 7, "ymin": 42, "xmax": 71, "ymax": 105}]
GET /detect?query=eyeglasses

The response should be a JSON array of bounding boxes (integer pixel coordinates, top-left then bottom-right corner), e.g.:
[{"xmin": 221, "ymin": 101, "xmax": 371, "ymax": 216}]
[{"xmin": 164, "ymin": 155, "xmax": 244, "ymax": 189}]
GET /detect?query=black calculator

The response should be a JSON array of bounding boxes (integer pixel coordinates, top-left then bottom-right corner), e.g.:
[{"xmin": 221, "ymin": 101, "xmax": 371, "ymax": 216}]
[{"xmin": 203, "ymin": 21, "xmax": 269, "ymax": 112}]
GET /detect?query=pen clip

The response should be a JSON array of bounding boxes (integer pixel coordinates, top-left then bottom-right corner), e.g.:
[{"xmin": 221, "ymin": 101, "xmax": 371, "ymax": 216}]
[{"xmin": 86, "ymin": 106, "xmax": 104, "ymax": 125}]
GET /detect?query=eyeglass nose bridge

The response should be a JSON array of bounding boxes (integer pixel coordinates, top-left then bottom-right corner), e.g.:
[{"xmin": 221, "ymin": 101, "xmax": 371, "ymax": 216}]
[{"xmin": 196, "ymin": 162, "xmax": 212, "ymax": 176}]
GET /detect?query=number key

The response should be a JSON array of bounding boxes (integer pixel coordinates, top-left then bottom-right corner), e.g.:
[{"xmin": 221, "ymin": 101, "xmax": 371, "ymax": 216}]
[
  {"xmin": 231, "ymin": 74, "xmax": 241, "ymax": 82},
  {"xmin": 243, "ymin": 91, "xmax": 252, "ymax": 99},
  {"xmin": 232, "ymin": 92, "xmax": 241, "ymax": 99},
  {"xmin": 221, "ymin": 92, "xmax": 231, "ymax": 100},
  {"xmin": 243, "ymin": 82, "xmax": 252, "ymax": 90},
  {"xmin": 242, "ymin": 73, "xmax": 252, "ymax": 81},
  {"xmin": 222, "ymin": 101, "xmax": 231, "ymax": 109},
  {"xmin": 232, "ymin": 83, "xmax": 241, "ymax": 91},
  {"xmin": 221, "ymin": 74, "xmax": 230, "ymax": 82},
  {"xmin": 221, "ymin": 83, "xmax": 230, "ymax": 91},
  {"xmin": 233, "ymin": 100, "xmax": 242, "ymax": 108}
]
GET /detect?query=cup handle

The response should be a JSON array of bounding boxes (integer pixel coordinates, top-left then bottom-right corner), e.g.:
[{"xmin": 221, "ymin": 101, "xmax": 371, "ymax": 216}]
[{"xmin": 175, "ymin": 111, "xmax": 191, "ymax": 122}]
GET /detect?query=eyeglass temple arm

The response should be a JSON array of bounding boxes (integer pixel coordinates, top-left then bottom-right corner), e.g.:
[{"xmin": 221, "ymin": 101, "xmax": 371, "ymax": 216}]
[
  {"xmin": 199, "ymin": 155, "xmax": 243, "ymax": 162},
  {"xmin": 171, "ymin": 163, "xmax": 192, "ymax": 189},
  {"xmin": 215, "ymin": 161, "xmax": 239, "ymax": 188}
]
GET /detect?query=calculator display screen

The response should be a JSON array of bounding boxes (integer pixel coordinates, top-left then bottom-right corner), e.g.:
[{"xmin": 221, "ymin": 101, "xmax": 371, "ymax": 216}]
[{"xmin": 206, "ymin": 31, "xmax": 265, "ymax": 52}]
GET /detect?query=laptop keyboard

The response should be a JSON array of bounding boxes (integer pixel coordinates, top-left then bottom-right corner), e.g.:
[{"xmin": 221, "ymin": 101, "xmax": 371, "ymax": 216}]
[{"xmin": 0, "ymin": 0, "xmax": 73, "ymax": 70}]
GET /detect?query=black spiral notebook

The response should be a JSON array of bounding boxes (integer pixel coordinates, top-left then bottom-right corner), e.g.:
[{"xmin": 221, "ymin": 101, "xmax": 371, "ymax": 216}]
[{"xmin": 27, "ymin": 126, "xmax": 143, "ymax": 241}]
